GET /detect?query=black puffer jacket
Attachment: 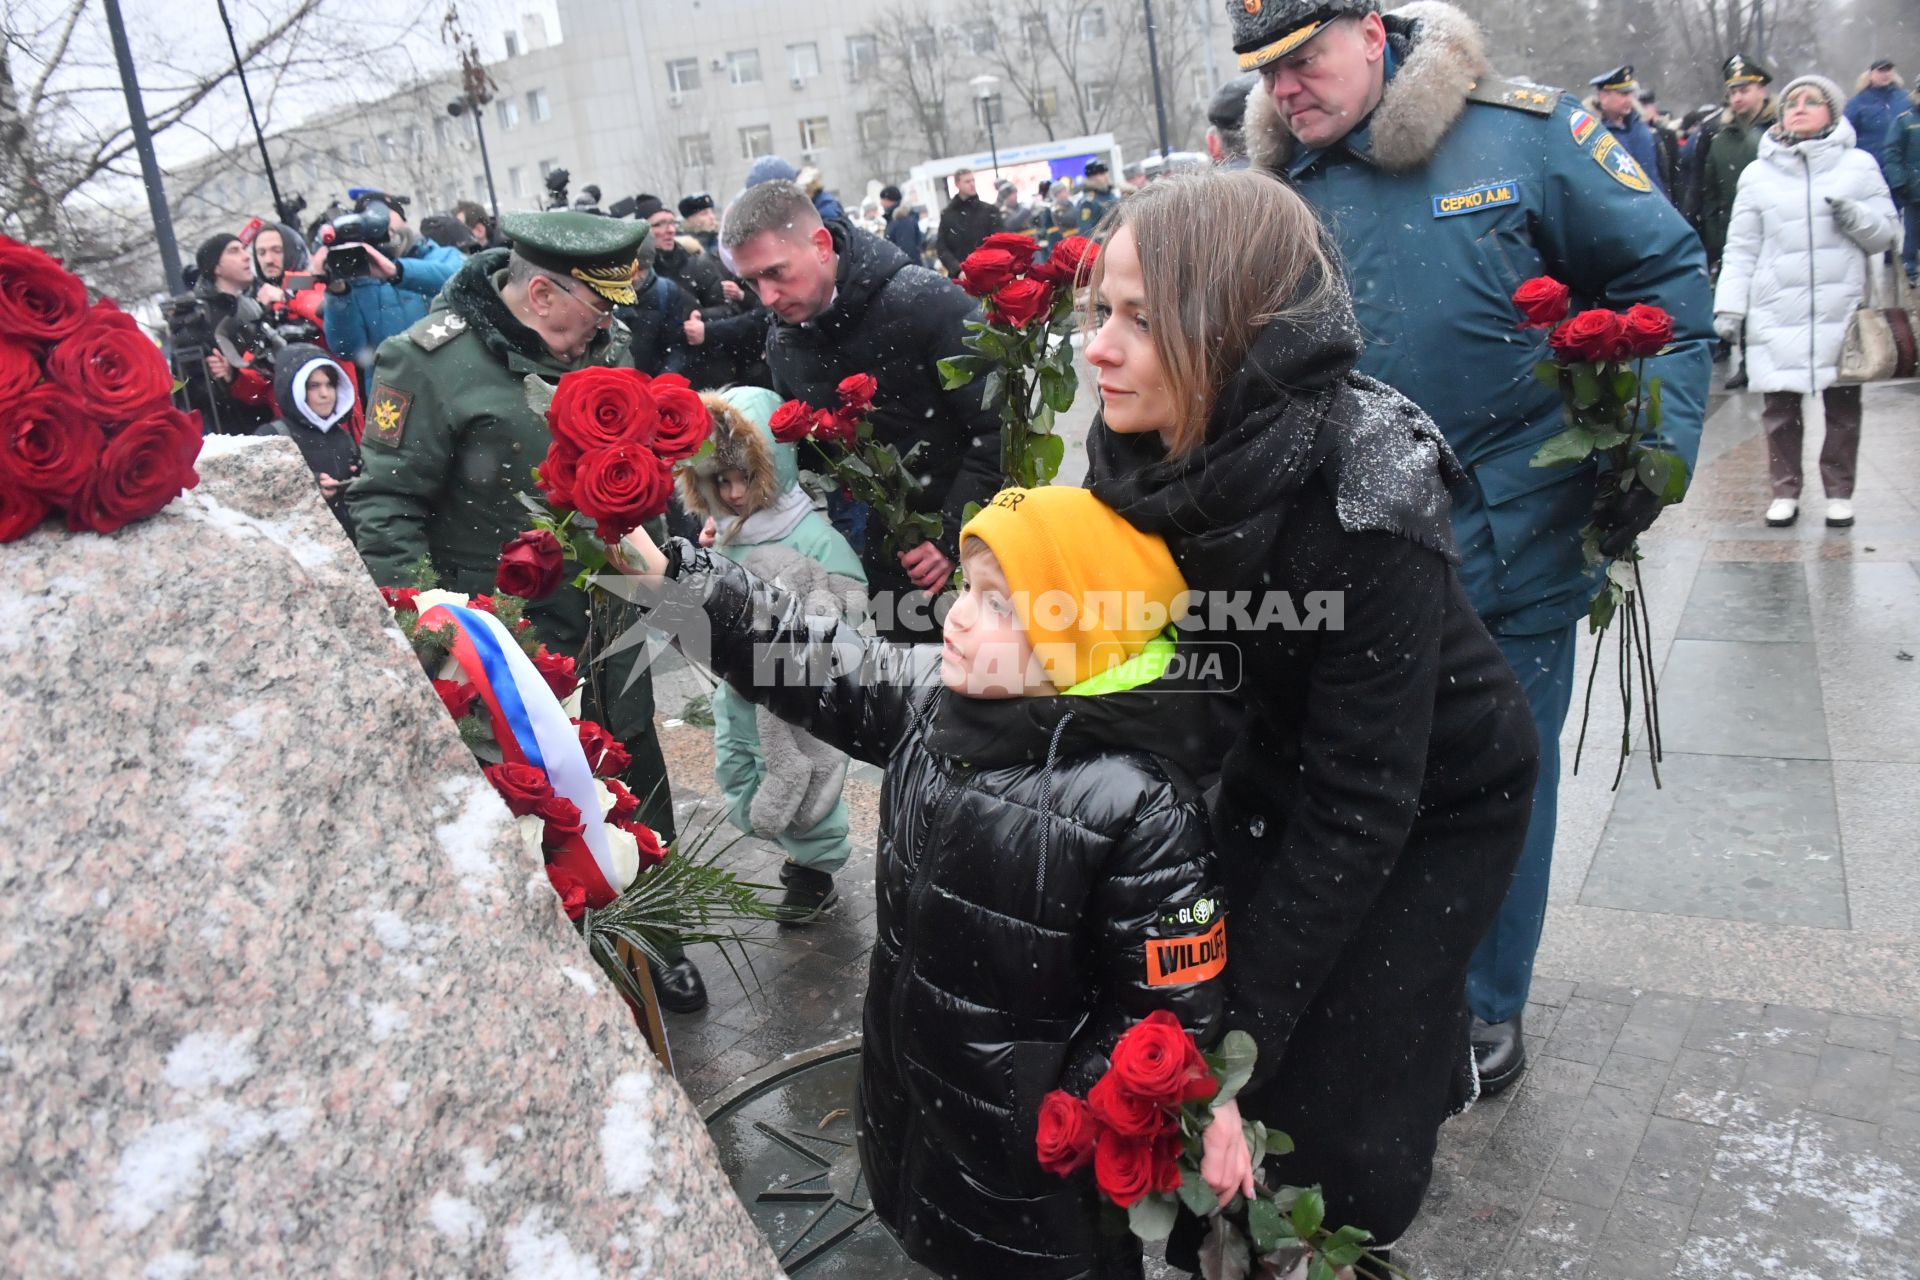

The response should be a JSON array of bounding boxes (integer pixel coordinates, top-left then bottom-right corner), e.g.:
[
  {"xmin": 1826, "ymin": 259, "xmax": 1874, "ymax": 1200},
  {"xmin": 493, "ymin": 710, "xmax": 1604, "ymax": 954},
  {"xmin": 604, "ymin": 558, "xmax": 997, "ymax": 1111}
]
[
  {"xmin": 655, "ymin": 236, "xmax": 735, "ymax": 315},
  {"xmin": 763, "ymin": 221, "xmax": 1002, "ymax": 603},
  {"xmin": 664, "ymin": 544, "xmax": 1228, "ymax": 1279}
]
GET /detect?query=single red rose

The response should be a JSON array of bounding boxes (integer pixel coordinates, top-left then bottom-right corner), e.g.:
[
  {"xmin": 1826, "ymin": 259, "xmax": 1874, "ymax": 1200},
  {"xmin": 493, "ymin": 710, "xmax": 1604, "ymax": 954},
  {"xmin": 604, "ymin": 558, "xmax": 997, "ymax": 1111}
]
[
  {"xmin": 1107, "ymin": 1010, "xmax": 1216, "ymax": 1109},
  {"xmin": 1035, "ymin": 1090, "xmax": 1100, "ymax": 1176},
  {"xmin": 1548, "ymin": 309, "xmax": 1626, "ymax": 364},
  {"xmin": 769, "ymin": 398, "xmax": 819, "ymax": 444},
  {"xmin": 1149, "ymin": 1130, "xmax": 1184, "ymax": 1194},
  {"xmin": 0, "ymin": 336, "xmax": 41, "ymax": 403},
  {"xmin": 615, "ymin": 816, "xmax": 668, "ymax": 871},
  {"xmin": 987, "ymin": 277, "xmax": 1054, "ymax": 329},
  {"xmin": 1030, "ymin": 235, "xmax": 1100, "ymax": 287},
  {"xmin": 1092, "ymin": 1133, "xmax": 1158, "ymax": 1207},
  {"xmin": 63, "ymin": 405, "xmax": 200, "ymax": 533},
  {"xmin": 0, "ymin": 242, "xmax": 89, "ymax": 342},
  {"xmin": 484, "ymin": 761, "xmax": 556, "ymax": 817},
  {"xmin": 0, "ymin": 480, "xmax": 50, "ymax": 543},
  {"xmin": 811, "ymin": 407, "xmax": 859, "ymax": 447},
  {"xmin": 380, "ymin": 586, "xmax": 420, "ymax": 613},
  {"xmin": 533, "ymin": 791, "xmax": 582, "ymax": 828},
  {"xmin": 530, "ymin": 643, "xmax": 578, "ymax": 699},
  {"xmin": 602, "ymin": 776, "xmax": 640, "ymax": 825},
  {"xmin": 978, "ymin": 232, "xmax": 1039, "ymax": 271},
  {"xmin": 958, "ymin": 247, "xmax": 1019, "ymax": 297},
  {"xmin": 648, "ymin": 373, "xmax": 710, "ymax": 460},
  {"xmin": 433, "ymin": 679, "xmax": 480, "ymax": 719},
  {"xmin": 1087, "ymin": 1071, "xmax": 1172, "ymax": 1138},
  {"xmin": 837, "ymin": 372, "xmax": 879, "ymax": 413},
  {"xmin": 575, "ymin": 718, "xmax": 632, "ymax": 777},
  {"xmin": 572, "ymin": 442, "xmax": 673, "ymax": 543},
  {"xmin": 45, "ymin": 303, "xmax": 173, "ymax": 420},
  {"xmin": 1511, "ymin": 276, "xmax": 1572, "ymax": 331},
  {"xmin": 537, "ymin": 443, "xmax": 580, "ymax": 510},
  {"xmin": 547, "ymin": 365, "xmax": 659, "ymax": 452},
  {"xmin": 545, "ymin": 863, "xmax": 588, "ymax": 920},
  {"xmin": 465, "ymin": 593, "xmax": 497, "ymax": 615},
  {"xmin": 496, "ymin": 528, "xmax": 566, "ymax": 600},
  {"xmin": 1, "ymin": 385, "xmax": 104, "ymax": 503},
  {"xmin": 1620, "ymin": 303, "xmax": 1674, "ymax": 358}
]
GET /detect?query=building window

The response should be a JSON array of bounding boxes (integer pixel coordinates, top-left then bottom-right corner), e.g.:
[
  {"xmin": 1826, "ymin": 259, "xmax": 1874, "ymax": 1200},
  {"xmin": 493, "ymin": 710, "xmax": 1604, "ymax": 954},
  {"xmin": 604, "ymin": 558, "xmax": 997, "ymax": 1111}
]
[
  {"xmin": 858, "ymin": 109, "xmax": 889, "ymax": 145},
  {"xmin": 301, "ymin": 153, "xmax": 320, "ymax": 184},
  {"xmin": 739, "ymin": 124, "xmax": 772, "ymax": 158},
  {"xmin": 666, "ymin": 58, "xmax": 700, "ymax": 93},
  {"xmin": 909, "ymin": 26, "xmax": 937, "ymax": 60},
  {"xmin": 1191, "ymin": 69, "xmax": 1211, "ymax": 102},
  {"xmin": 435, "ymin": 118, "xmax": 453, "ymax": 149},
  {"xmin": 497, "ymin": 98, "xmax": 521, "ymax": 130},
  {"xmin": 1084, "ymin": 81, "xmax": 1111, "ymax": 113},
  {"xmin": 527, "ymin": 88, "xmax": 551, "ymax": 121},
  {"xmin": 727, "ymin": 49, "xmax": 762, "ymax": 85},
  {"xmin": 539, "ymin": 158, "xmax": 560, "ymax": 178},
  {"xmin": 504, "ymin": 31, "xmax": 520, "ymax": 57},
  {"xmin": 973, "ymin": 95, "xmax": 1004, "ymax": 128},
  {"xmin": 1021, "ymin": 13, "xmax": 1049, "ymax": 44},
  {"xmin": 1036, "ymin": 87, "xmax": 1059, "ymax": 120},
  {"xmin": 799, "ymin": 115, "xmax": 831, "ymax": 152},
  {"xmin": 847, "ymin": 34, "xmax": 878, "ymax": 82},
  {"xmin": 406, "ymin": 126, "xmax": 425, "ymax": 154},
  {"xmin": 1079, "ymin": 8, "xmax": 1107, "ymax": 39},
  {"xmin": 787, "ymin": 42, "xmax": 820, "ymax": 82},
  {"xmin": 680, "ymin": 134, "xmax": 714, "ymax": 167},
  {"xmin": 349, "ymin": 139, "xmax": 369, "ymax": 166},
  {"xmin": 964, "ymin": 20, "xmax": 995, "ymax": 54},
  {"xmin": 509, "ymin": 166, "xmax": 526, "ymax": 198},
  {"xmin": 475, "ymin": 176, "xmax": 489, "ymax": 201},
  {"xmin": 443, "ymin": 184, "xmax": 460, "ymax": 210}
]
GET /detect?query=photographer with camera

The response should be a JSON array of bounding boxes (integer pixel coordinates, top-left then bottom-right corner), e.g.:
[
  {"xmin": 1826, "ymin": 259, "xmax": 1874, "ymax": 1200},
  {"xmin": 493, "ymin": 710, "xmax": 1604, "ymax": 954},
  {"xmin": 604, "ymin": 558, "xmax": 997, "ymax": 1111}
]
[
  {"xmin": 245, "ymin": 219, "xmax": 327, "ymax": 342},
  {"xmin": 311, "ymin": 189, "xmax": 462, "ymax": 389},
  {"xmin": 169, "ymin": 232, "xmax": 277, "ymax": 435}
]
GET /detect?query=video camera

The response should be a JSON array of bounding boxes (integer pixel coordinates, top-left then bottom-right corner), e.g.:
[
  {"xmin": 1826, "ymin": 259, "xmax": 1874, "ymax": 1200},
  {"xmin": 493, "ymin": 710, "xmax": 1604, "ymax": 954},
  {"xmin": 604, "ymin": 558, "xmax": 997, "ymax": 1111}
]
[{"xmin": 319, "ymin": 206, "xmax": 390, "ymax": 280}]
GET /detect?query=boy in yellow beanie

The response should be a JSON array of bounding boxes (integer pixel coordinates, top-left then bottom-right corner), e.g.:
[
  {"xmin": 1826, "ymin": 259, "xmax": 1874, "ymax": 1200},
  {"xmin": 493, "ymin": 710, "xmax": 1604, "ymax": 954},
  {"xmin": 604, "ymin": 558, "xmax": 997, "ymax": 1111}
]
[{"xmin": 616, "ymin": 487, "xmax": 1249, "ymax": 1279}]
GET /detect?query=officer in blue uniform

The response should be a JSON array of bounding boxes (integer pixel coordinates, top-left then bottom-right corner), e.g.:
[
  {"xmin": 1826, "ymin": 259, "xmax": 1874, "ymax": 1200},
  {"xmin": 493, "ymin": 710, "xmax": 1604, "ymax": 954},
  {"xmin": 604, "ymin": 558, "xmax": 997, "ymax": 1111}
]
[
  {"xmin": 1075, "ymin": 159, "xmax": 1120, "ymax": 234},
  {"xmin": 1238, "ymin": 0, "xmax": 1712, "ymax": 1094},
  {"xmin": 1592, "ymin": 64, "xmax": 1667, "ymax": 195}
]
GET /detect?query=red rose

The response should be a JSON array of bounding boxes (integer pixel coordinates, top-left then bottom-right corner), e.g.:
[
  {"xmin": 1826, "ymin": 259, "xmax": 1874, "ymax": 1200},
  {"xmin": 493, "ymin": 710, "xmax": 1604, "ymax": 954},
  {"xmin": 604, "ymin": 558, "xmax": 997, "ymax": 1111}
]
[
  {"xmin": 1087, "ymin": 1071, "xmax": 1171, "ymax": 1138},
  {"xmin": 545, "ymin": 863, "xmax": 588, "ymax": 920},
  {"xmin": 0, "ymin": 481, "xmax": 50, "ymax": 543},
  {"xmin": 1107, "ymin": 1010, "xmax": 1217, "ymax": 1108},
  {"xmin": 987, "ymin": 278, "xmax": 1054, "ymax": 329},
  {"xmin": 648, "ymin": 374, "xmax": 711, "ymax": 460},
  {"xmin": 0, "ymin": 242, "xmax": 89, "ymax": 342},
  {"xmin": 1511, "ymin": 276, "xmax": 1572, "ymax": 331},
  {"xmin": 537, "ymin": 443, "xmax": 579, "ymax": 510},
  {"xmin": 615, "ymin": 817, "xmax": 668, "ymax": 871},
  {"xmin": 547, "ymin": 365, "xmax": 659, "ymax": 452},
  {"xmin": 380, "ymin": 586, "xmax": 420, "ymax": 613},
  {"xmin": 466, "ymin": 593, "xmax": 497, "ymax": 615},
  {"xmin": 540, "ymin": 797, "xmax": 587, "ymax": 854},
  {"xmin": 434, "ymin": 679, "xmax": 480, "ymax": 719},
  {"xmin": 1030, "ymin": 235, "xmax": 1100, "ymax": 288},
  {"xmin": 484, "ymin": 761, "xmax": 556, "ymax": 817},
  {"xmin": 575, "ymin": 718, "xmax": 632, "ymax": 777},
  {"xmin": 496, "ymin": 528, "xmax": 566, "ymax": 600},
  {"xmin": 1093, "ymin": 1133, "xmax": 1158, "ymax": 1207},
  {"xmin": 1035, "ymin": 1090, "xmax": 1100, "ymax": 1176},
  {"xmin": 1620, "ymin": 303, "xmax": 1675, "ymax": 358},
  {"xmin": 978, "ymin": 232, "xmax": 1039, "ymax": 270},
  {"xmin": 811, "ymin": 407, "xmax": 858, "ymax": 447},
  {"xmin": 63, "ymin": 405, "xmax": 201, "ymax": 533},
  {"xmin": 1, "ymin": 386, "xmax": 103, "ymax": 503},
  {"xmin": 0, "ymin": 336, "xmax": 41, "ymax": 403},
  {"xmin": 837, "ymin": 372, "xmax": 879, "ymax": 413},
  {"xmin": 1547, "ymin": 309, "xmax": 1626, "ymax": 364},
  {"xmin": 958, "ymin": 247, "xmax": 1019, "ymax": 297},
  {"xmin": 530, "ymin": 643, "xmax": 578, "ymax": 699},
  {"xmin": 769, "ymin": 399, "xmax": 818, "ymax": 443},
  {"xmin": 45, "ymin": 303, "xmax": 173, "ymax": 420},
  {"xmin": 602, "ymin": 777, "xmax": 640, "ymax": 825},
  {"xmin": 572, "ymin": 443, "xmax": 672, "ymax": 543}
]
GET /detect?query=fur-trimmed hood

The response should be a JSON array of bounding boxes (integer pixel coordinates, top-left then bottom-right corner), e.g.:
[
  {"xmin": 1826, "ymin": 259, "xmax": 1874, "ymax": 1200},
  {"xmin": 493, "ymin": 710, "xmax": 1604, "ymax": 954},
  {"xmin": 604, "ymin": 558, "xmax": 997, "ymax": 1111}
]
[
  {"xmin": 677, "ymin": 386, "xmax": 783, "ymax": 522},
  {"xmin": 1247, "ymin": 0, "xmax": 1490, "ymax": 176}
]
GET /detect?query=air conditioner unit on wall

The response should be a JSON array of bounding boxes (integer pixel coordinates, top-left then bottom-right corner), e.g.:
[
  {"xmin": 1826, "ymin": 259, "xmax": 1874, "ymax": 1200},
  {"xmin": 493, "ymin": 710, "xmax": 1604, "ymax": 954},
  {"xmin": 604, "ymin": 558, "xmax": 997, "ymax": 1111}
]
[
  {"xmin": 791, "ymin": 76, "xmax": 805, "ymax": 89},
  {"xmin": 710, "ymin": 57, "xmax": 725, "ymax": 71},
  {"xmin": 668, "ymin": 92, "xmax": 683, "ymax": 108}
]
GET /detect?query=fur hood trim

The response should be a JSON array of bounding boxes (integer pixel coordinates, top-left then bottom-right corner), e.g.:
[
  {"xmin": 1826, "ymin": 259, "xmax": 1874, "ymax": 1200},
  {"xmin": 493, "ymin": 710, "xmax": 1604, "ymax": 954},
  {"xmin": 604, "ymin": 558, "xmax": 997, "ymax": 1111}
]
[
  {"xmin": 675, "ymin": 234, "xmax": 707, "ymax": 257},
  {"xmin": 677, "ymin": 394, "xmax": 780, "ymax": 520},
  {"xmin": 1247, "ymin": 0, "xmax": 1491, "ymax": 176}
]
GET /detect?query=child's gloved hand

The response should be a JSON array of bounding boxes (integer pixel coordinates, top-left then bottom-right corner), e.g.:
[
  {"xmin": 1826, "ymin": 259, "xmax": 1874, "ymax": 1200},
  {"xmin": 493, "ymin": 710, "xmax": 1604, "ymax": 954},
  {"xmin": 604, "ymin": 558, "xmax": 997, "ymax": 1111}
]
[{"xmin": 1200, "ymin": 1097, "xmax": 1258, "ymax": 1207}]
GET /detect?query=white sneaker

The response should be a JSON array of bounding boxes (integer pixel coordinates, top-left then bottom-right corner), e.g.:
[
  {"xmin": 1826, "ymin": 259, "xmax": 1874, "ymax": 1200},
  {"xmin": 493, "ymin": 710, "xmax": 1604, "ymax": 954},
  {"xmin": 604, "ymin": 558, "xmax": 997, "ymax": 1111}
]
[
  {"xmin": 1826, "ymin": 499, "xmax": 1855, "ymax": 528},
  {"xmin": 1765, "ymin": 498, "xmax": 1799, "ymax": 526}
]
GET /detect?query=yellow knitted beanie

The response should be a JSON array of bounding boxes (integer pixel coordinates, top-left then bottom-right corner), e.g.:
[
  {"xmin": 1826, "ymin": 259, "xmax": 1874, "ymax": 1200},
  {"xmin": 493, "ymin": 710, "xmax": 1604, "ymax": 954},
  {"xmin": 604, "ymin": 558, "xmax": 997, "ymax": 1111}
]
[{"xmin": 960, "ymin": 487, "xmax": 1189, "ymax": 689}]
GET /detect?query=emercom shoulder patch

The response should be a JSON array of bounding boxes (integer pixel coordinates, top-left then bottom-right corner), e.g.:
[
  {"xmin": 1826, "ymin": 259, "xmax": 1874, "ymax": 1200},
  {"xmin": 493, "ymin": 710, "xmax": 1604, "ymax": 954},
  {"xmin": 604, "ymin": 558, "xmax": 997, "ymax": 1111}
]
[
  {"xmin": 366, "ymin": 384, "xmax": 412, "ymax": 447},
  {"xmin": 1591, "ymin": 133, "xmax": 1655, "ymax": 193}
]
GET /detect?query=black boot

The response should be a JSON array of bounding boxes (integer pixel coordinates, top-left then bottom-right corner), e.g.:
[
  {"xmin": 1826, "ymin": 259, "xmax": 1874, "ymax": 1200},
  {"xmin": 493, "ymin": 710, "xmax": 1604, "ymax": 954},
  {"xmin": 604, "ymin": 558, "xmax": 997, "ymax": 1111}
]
[
  {"xmin": 1470, "ymin": 1012, "xmax": 1527, "ymax": 1097},
  {"xmin": 777, "ymin": 860, "xmax": 839, "ymax": 927},
  {"xmin": 650, "ymin": 956, "xmax": 708, "ymax": 1014}
]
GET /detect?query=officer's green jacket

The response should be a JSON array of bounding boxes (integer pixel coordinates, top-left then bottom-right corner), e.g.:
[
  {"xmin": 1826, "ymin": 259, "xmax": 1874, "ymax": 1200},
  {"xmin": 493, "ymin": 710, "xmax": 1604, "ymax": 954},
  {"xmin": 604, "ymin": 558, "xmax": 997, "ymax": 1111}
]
[
  {"xmin": 1248, "ymin": 0, "xmax": 1712, "ymax": 637},
  {"xmin": 1700, "ymin": 102, "xmax": 1777, "ymax": 260},
  {"xmin": 348, "ymin": 248, "xmax": 633, "ymax": 649},
  {"xmin": 1884, "ymin": 95, "xmax": 1920, "ymax": 207}
]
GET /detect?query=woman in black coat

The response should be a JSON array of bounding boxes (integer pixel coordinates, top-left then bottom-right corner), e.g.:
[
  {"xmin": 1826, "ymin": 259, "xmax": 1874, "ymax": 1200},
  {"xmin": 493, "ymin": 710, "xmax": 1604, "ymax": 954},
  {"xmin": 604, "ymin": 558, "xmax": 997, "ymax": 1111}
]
[{"xmin": 1083, "ymin": 170, "xmax": 1540, "ymax": 1262}]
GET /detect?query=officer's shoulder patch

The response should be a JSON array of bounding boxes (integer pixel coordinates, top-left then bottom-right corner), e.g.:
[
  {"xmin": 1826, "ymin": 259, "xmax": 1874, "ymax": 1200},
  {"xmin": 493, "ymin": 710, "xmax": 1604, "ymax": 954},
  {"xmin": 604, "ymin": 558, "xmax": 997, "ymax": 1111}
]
[
  {"xmin": 1466, "ymin": 76, "xmax": 1560, "ymax": 116},
  {"xmin": 366, "ymin": 384, "xmax": 413, "ymax": 448},
  {"xmin": 406, "ymin": 310, "xmax": 469, "ymax": 352},
  {"xmin": 1590, "ymin": 132, "xmax": 1655, "ymax": 193},
  {"xmin": 1569, "ymin": 108, "xmax": 1599, "ymax": 146}
]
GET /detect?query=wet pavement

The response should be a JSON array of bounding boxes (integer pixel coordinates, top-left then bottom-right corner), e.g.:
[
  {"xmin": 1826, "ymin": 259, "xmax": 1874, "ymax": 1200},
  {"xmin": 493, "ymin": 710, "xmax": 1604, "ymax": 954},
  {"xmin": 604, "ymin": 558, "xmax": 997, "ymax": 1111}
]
[{"xmin": 651, "ymin": 375, "xmax": 1920, "ymax": 1277}]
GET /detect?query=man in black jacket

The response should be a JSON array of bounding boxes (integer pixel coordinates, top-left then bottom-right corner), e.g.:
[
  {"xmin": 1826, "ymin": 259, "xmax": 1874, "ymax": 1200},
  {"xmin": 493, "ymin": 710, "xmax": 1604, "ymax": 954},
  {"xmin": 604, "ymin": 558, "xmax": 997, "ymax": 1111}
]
[
  {"xmin": 934, "ymin": 169, "xmax": 1001, "ymax": 274},
  {"xmin": 171, "ymin": 233, "xmax": 277, "ymax": 435},
  {"xmin": 720, "ymin": 180, "xmax": 1002, "ymax": 637}
]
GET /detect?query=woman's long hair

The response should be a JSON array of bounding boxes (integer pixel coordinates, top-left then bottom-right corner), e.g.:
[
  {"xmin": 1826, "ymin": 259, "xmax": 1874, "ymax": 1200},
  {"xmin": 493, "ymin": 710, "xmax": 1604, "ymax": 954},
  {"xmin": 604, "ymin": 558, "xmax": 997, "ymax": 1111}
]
[{"xmin": 1082, "ymin": 169, "xmax": 1340, "ymax": 457}]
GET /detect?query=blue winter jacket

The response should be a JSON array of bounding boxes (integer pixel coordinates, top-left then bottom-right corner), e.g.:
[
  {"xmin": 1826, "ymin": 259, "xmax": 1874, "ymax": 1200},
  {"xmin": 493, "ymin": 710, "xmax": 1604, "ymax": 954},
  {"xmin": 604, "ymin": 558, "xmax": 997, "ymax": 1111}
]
[
  {"xmin": 324, "ymin": 238, "xmax": 464, "ymax": 375},
  {"xmin": 1248, "ymin": 2, "xmax": 1712, "ymax": 636},
  {"xmin": 1846, "ymin": 84, "xmax": 1906, "ymax": 179}
]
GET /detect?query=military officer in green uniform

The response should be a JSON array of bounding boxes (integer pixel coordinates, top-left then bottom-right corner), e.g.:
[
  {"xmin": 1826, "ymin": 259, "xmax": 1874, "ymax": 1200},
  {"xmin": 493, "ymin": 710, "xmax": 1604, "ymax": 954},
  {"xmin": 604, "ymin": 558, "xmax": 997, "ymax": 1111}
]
[{"xmin": 348, "ymin": 210, "xmax": 710, "ymax": 1013}]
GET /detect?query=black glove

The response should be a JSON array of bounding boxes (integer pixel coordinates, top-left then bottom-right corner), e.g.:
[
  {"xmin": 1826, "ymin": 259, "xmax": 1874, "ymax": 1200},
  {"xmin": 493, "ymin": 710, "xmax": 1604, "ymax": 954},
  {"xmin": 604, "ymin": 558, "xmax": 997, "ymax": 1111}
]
[{"xmin": 1591, "ymin": 483, "xmax": 1666, "ymax": 559}]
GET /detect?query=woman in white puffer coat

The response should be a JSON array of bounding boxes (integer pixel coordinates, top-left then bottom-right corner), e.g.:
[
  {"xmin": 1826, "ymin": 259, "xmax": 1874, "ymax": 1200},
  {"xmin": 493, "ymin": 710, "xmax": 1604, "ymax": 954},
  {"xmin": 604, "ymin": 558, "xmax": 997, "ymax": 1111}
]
[{"xmin": 1714, "ymin": 73, "xmax": 1901, "ymax": 529}]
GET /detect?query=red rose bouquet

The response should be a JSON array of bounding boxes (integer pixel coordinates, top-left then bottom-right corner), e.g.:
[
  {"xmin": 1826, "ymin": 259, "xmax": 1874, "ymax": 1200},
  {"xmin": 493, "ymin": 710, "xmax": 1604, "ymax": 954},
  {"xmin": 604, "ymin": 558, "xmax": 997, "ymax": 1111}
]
[
  {"xmin": 768, "ymin": 371, "xmax": 942, "ymax": 558},
  {"xmin": 940, "ymin": 232, "xmax": 1100, "ymax": 491},
  {"xmin": 1513, "ymin": 276, "xmax": 1688, "ymax": 788},
  {"xmin": 0, "ymin": 236, "xmax": 199, "ymax": 542},
  {"xmin": 1037, "ymin": 1014, "xmax": 1395, "ymax": 1279},
  {"xmin": 529, "ymin": 366, "xmax": 707, "ymax": 552}
]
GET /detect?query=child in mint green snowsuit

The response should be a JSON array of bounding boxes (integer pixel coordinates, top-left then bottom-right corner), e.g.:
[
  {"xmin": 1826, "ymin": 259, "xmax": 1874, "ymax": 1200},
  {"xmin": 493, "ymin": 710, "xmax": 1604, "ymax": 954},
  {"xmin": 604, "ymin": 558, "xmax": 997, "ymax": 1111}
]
[{"xmin": 680, "ymin": 386, "xmax": 867, "ymax": 921}]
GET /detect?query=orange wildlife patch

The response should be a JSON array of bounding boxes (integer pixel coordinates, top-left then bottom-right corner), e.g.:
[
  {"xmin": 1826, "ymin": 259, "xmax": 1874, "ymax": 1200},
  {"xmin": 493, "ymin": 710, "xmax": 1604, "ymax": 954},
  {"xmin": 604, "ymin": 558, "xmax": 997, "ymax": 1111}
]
[{"xmin": 1145, "ymin": 918, "xmax": 1227, "ymax": 987}]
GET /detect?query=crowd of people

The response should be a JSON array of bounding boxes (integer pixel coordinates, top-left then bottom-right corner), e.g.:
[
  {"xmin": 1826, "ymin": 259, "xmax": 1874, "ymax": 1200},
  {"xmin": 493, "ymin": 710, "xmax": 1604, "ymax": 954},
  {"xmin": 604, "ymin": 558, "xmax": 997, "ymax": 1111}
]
[{"xmin": 152, "ymin": 5, "xmax": 1920, "ymax": 1274}]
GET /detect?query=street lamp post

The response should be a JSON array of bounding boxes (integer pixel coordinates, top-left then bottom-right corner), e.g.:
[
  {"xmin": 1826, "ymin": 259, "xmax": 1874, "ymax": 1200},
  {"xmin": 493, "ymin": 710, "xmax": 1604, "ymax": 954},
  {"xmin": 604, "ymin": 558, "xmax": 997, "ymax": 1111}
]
[
  {"xmin": 447, "ymin": 97, "xmax": 501, "ymax": 223},
  {"xmin": 1140, "ymin": 0, "xmax": 1172, "ymax": 164},
  {"xmin": 102, "ymin": 0, "xmax": 184, "ymax": 294},
  {"xmin": 971, "ymin": 73, "xmax": 1001, "ymax": 180}
]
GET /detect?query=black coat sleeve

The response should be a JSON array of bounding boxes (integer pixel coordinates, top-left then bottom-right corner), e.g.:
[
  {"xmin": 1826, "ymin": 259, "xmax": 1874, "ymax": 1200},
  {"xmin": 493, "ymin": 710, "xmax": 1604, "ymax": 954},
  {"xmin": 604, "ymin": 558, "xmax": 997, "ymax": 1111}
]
[
  {"xmin": 1231, "ymin": 528, "xmax": 1447, "ymax": 1092},
  {"xmin": 663, "ymin": 541, "xmax": 932, "ymax": 765}
]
